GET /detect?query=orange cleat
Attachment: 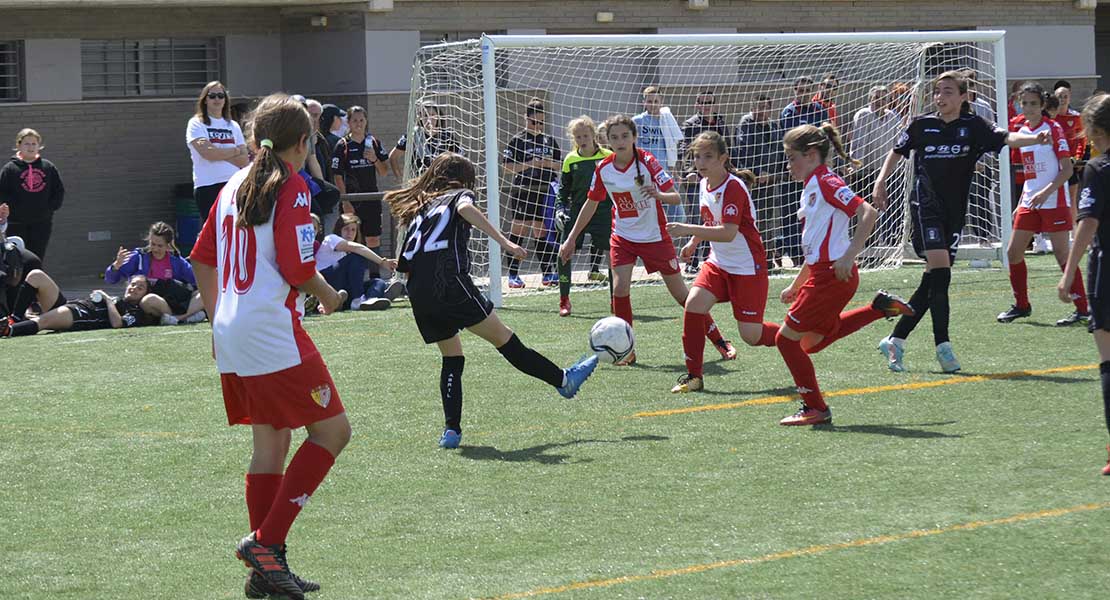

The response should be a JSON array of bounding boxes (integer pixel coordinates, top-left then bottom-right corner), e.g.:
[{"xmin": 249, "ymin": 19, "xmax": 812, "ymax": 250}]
[
  {"xmin": 779, "ymin": 403, "xmax": 832, "ymax": 426},
  {"xmin": 714, "ymin": 339, "xmax": 738, "ymax": 360},
  {"xmin": 872, "ymin": 290, "xmax": 914, "ymax": 319}
]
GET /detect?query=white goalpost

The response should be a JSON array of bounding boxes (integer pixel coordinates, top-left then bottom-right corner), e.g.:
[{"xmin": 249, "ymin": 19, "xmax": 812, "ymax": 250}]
[{"xmin": 405, "ymin": 31, "xmax": 1011, "ymax": 307}]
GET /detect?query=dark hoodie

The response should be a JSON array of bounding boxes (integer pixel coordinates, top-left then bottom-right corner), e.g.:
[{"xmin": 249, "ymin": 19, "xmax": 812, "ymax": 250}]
[{"xmin": 0, "ymin": 155, "xmax": 64, "ymax": 224}]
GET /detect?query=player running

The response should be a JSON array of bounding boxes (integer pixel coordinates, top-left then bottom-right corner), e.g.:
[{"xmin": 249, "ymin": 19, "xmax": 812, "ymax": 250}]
[
  {"xmin": 386, "ymin": 152, "xmax": 597, "ymax": 450},
  {"xmin": 557, "ymin": 114, "xmax": 736, "ymax": 365},
  {"xmin": 873, "ymin": 70, "xmax": 1051, "ymax": 373},
  {"xmin": 997, "ymin": 81, "xmax": 1088, "ymax": 326},
  {"xmin": 190, "ymin": 94, "xmax": 350, "ymax": 600}
]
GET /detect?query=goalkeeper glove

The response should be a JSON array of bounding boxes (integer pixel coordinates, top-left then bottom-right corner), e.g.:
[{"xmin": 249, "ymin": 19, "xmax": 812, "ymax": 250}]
[{"xmin": 555, "ymin": 207, "xmax": 570, "ymax": 233}]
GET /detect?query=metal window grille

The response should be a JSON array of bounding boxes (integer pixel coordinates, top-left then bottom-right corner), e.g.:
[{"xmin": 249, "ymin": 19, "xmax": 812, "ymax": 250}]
[
  {"xmin": 0, "ymin": 41, "xmax": 24, "ymax": 103},
  {"xmin": 81, "ymin": 38, "xmax": 222, "ymax": 98}
]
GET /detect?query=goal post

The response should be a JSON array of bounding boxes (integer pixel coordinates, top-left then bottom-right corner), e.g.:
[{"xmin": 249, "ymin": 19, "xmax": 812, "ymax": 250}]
[{"xmin": 406, "ymin": 31, "xmax": 1010, "ymax": 307}]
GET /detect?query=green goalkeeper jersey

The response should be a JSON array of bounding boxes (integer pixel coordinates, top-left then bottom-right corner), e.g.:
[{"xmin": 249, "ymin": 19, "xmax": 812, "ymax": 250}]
[{"xmin": 557, "ymin": 147, "xmax": 613, "ymax": 229}]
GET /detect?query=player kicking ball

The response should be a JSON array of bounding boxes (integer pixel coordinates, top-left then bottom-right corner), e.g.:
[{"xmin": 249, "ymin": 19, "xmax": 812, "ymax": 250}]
[{"xmin": 385, "ymin": 152, "xmax": 597, "ymax": 449}]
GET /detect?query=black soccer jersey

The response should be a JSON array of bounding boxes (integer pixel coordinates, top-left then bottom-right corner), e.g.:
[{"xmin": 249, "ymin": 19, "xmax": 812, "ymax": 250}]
[
  {"xmin": 331, "ymin": 135, "xmax": 389, "ymax": 193},
  {"xmin": 1078, "ymin": 155, "xmax": 1110, "ymax": 251},
  {"xmin": 894, "ymin": 113, "xmax": 1008, "ymax": 216},
  {"xmin": 503, "ymin": 131, "xmax": 561, "ymax": 188},
  {"xmin": 396, "ymin": 189, "xmax": 477, "ymax": 295}
]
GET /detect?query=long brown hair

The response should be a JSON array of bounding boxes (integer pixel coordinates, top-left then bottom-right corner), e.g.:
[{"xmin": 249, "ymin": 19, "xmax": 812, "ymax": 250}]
[
  {"xmin": 332, "ymin": 213, "xmax": 365, "ymax": 245},
  {"xmin": 194, "ymin": 81, "xmax": 230, "ymax": 125},
  {"xmin": 1082, "ymin": 92, "xmax": 1110, "ymax": 140},
  {"xmin": 235, "ymin": 94, "xmax": 312, "ymax": 228},
  {"xmin": 386, "ymin": 152, "xmax": 477, "ymax": 226},
  {"xmin": 602, "ymin": 114, "xmax": 644, "ymax": 184},
  {"xmin": 688, "ymin": 131, "xmax": 755, "ymax": 187},
  {"xmin": 782, "ymin": 121, "xmax": 861, "ymax": 169},
  {"xmin": 144, "ymin": 221, "xmax": 180, "ymax": 256}
]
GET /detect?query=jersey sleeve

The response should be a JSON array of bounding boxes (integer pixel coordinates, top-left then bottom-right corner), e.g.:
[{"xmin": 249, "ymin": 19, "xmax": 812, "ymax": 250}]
[
  {"xmin": 892, "ymin": 121, "xmax": 916, "ymax": 158},
  {"xmin": 720, "ymin": 179, "xmax": 752, "ymax": 226},
  {"xmin": 372, "ymin": 137, "xmax": 390, "ymax": 162},
  {"xmin": 189, "ymin": 197, "xmax": 222, "ymax": 266},
  {"xmin": 587, "ymin": 163, "xmax": 609, "ymax": 202},
  {"xmin": 395, "ymin": 135, "xmax": 406, "ymax": 151},
  {"xmin": 1078, "ymin": 162, "xmax": 1107, "ymax": 224},
  {"xmin": 1050, "ymin": 121, "xmax": 1072, "ymax": 160},
  {"xmin": 973, "ymin": 115, "xmax": 1009, "ymax": 155},
  {"xmin": 331, "ymin": 140, "xmax": 346, "ymax": 174},
  {"xmin": 272, "ymin": 176, "xmax": 317, "ymax": 287},
  {"xmin": 644, "ymin": 152, "xmax": 675, "ymax": 193},
  {"xmin": 817, "ymin": 169, "xmax": 863, "ymax": 216}
]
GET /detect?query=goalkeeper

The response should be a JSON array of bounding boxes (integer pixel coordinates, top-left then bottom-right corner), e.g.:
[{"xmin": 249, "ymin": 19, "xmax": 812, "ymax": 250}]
[{"xmin": 555, "ymin": 116, "xmax": 614, "ymax": 317}]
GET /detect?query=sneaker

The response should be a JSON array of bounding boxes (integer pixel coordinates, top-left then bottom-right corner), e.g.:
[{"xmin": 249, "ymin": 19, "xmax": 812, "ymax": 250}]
[
  {"xmin": 349, "ymin": 294, "xmax": 366, "ymax": 310},
  {"xmin": 508, "ymin": 275, "xmax": 525, "ymax": 289},
  {"xmin": 358, "ymin": 297, "xmax": 391, "ymax": 311},
  {"xmin": 559, "ymin": 296, "xmax": 571, "ymax": 317},
  {"xmin": 936, "ymin": 341, "xmax": 961, "ymax": 373},
  {"xmin": 1056, "ymin": 311, "xmax": 1090, "ymax": 327},
  {"xmin": 714, "ymin": 338, "xmax": 738, "ymax": 360},
  {"xmin": 439, "ymin": 429, "xmax": 461, "ymax": 449},
  {"xmin": 383, "ymin": 280, "xmax": 407, "ymax": 301},
  {"xmin": 871, "ymin": 290, "xmax": 914, "ymax": 319},
  {"xmin": 614, "ymin": 351, "xmax": 637, "ymax": 366},
  {"xmin": 303, "ymin": 295, "xmax": 319, "ymax": 314},
  {"xmin": 877, "ymin": 336, "xmax": 905, "ymax": 372},
  {"xmin": 160, "ymin": 314, "xmax": 179, "ymax": 326},
  {"xmin": 541, "ymin": 273, "xmax": 559, "ymax": 287},
  {"xmin": 244, "ymin": 554, "xmax": 320, "ymax": 599},
  {"xmin": 671, "ymin": 373, "xmax": 704, "ymax": 393},
  {"xmin": 235, "ymin": 533, "xmax": 305, "ymax": 600},
  {"xmin": 997, "ymin": 304, "xmax": 1032, "ymax": 323},
  {"xmin": 779, "ymin": 403, "xmax": 832, "ymax": 426},
  {"xmin": 587, "ymin": 270, "xmax": 608, "ymax": 282},
  {"xmin": 1102, "ymin": 445, "xmax": 1110, "ymax": 476},
  {"xmin": 557, "ymin": 354, "xmax": 599, "ymax": 398},
  {"xmin": 183, "ymin": 310, "xmax": 207, "ymax": 324}
]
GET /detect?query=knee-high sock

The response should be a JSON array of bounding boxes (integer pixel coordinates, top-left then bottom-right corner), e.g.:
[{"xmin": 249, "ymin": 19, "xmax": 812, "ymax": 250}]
[
  {"xmin": 246, "ymin": 473, "xmax": 283, "ymax": 531},
  {"xmin": 679, "ymin": 294, "xmax": 724, "ymax": 344},
  {"xmin": 1067, "ymin": 266, "xmax": 1089, "ymax": 313},
  {"xmin": 1101, "ymin": 361, "xmax": 1110, "ymax": 437},
  {"xmin": 805, "ymin": 306, "xmax": 885, "ymax": 354},
  {"xmin": 612, "ymin": 294, "xmax": 633, "ymax": 326},
  {"xmin": 775, "ymin": 332, "xmax": 827, "ymax": 411},
  {"xmin": 929, "ymin": 267, "xmax": 952, "ymax": 346},
  {"xmin": 559, "ymin": 243, "xmax": 573, "ymax": 297},
  {"xmin": 256, "ymin": 441, "xmax": 336, "ymax": 546},
  {"xmin": 683, "ymin": 312, "xmax": 707, "ymax": 377},
  {"xmin": 496, "ymin": 333, "xmax": 564, "ymax": 387},
  {"xmin": 9, "ymin": 320, "xmax": 39, "ymax": 337},
  {"xmin": 758, "ymin": 322, "xmax": 779, "ymax": 347},
  {"xmin": 441, "ymin": 356, "xmax": 465, "ymax": 432},
  {"xmin": 506, "ymin": 234, "xmax": 525, "ymax": 276},
  {"xmin": 892, "ymin": 271, "xmax": 933, "ymax": 340},
  {"xmin": 1009, "ymin": 260, "xmax": 1030, "ymax": 309}
]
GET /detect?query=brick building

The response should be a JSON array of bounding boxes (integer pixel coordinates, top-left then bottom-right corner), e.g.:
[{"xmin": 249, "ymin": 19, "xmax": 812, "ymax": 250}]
[{"xmin": 0, "ymin": 0, "xmax": 1105, "ymax": 279}]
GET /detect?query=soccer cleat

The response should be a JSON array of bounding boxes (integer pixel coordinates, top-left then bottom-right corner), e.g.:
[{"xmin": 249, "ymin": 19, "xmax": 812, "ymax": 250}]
[
  {"xmin": 936, "ymin": 341, "xmax": 961, "ymax": 373},
  {"xmin": 996, "ymin": 304, "xmax": 1032, "ymax": 323},
  {"xmin": 439, "ymin": 429, "xmax": 461, "ymax": 449},
  {"xmin": 383, "ymin": 280, "xmax": 407, "ymax": 301},
  {"xmin": 557, "ymin": 354, "xmax": 599, "ymax": 399},
  {"xmin": 1102, "ymin": 445, "xmax": 1110, "ymax": 476},
  {"xmin": 871, "ymin": 290, "xmax": 914, "ymax": 319},
  {"xmin": 358, "ymin": 297, "xmax": 391, "ymax": 311},
  {"xmin": 508, "ymin": 275, "xmax": 525, "ymax": 289},
  {"xmin": 587, "ymin": 270, "xmax": 608, "ymax": 282},
  {"xmin": 244, "ymin": 552, "xmax": 321, "ymax": 598},
  {"xmin": 303, "ymin": 295, "xmax": 319, "ymax": 314},
  {"xmin": 671, "ymin": 373, "xmax": 704, "ymax": 393},
  {"xmin": 779, "ymin": 403, "xmax": 832, "ymax": 426},
  {"xmin": 236, "ymin": 533, "xmax": 305, "ymax": 600},
  {"xmin": 1056, "ymin": 311, "xmax": 1090, "ymax": 327},
  {"xmin": 877, "ymin": 337, "xmax": 905, "ymax": 372},
  {"xmin": 558, "ymin": 296, "xmax": 571, "ymax": 317},
  {"xmin": 541, "ymin": 273, "xmax": 559, "ymax": 287},
  {"xmin": 714, "ymin": 338, "xmax": 738, "ymax": 360},
  {"xmin": 614, "ymin": 351, "xmax": 637, "ymax": 366}
]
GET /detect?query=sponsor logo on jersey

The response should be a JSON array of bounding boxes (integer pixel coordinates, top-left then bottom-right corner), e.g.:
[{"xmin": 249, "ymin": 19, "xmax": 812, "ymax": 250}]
[
  {"xmin": 310, "ymin": 384, "xmax": 332, "ymax": 408},
  {"xmin": 293, "ymin": 192, "xmax": 309, "ymax": 208},
  {"xmin": 296, "ymin": 223, "xmax": 316, "ymax": 263},
  {"xmin": 1058, "ymin": 138, "xmax": 1070, "ymax": 152},
  {"xmin": 925, "ymin": 145, "xmax": 936, "ymax": 153},
  {"xmin": 924, "ymin": 128, "xmax": 940, "ymax": 134},
  {"xmin": 925, "ymin": 227, "xmax": 942, "ymax": 242},
  {"xmin": 1080, "ymin": 186, "xmax": 1094, "ymax": 210},
  {"xmin": 834, "ymin": 186, "xmax": 855, "ymax": 205},
  {"xmin": 724, "ymin": 204, "xmax": 738, "ymax": 216},
  {"xmin": 896, "ymin": 131, "xmax": 910, "ymax": 147},
  {"xmin": 654, "ymin": 169, "xmax": 672, "ymax": 188}
]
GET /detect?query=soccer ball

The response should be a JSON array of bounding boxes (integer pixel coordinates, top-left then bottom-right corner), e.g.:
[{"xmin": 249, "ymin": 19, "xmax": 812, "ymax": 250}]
[{"xmin": 589, "ymin": 316, "xmax": 634, "ymax": 364}]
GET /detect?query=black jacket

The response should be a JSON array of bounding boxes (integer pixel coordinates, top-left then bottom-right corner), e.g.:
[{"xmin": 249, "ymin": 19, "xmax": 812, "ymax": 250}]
[{"xmin": 0, "ymin": 156, "xmax": 64, "ymax": 224}]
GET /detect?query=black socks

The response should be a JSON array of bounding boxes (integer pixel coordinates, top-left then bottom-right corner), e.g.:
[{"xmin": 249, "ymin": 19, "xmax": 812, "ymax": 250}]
[
  {"xmin": 496, "ymin": 333, "xmax": 564, "ymax": 388},
  {"xmin": 440, "ymin": 356, "xmax": 465, "ymax": 432}
]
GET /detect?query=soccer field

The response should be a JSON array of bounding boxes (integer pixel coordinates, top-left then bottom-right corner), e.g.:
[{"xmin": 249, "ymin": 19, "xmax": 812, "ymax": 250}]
[{"xmin": 4, "ymin": 255, "xmax": 1109, "ymax": 599}]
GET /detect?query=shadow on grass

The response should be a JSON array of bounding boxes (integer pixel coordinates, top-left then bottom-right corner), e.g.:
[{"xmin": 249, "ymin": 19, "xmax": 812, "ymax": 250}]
[
  {"xmin": 813, "ymin": 420, "xmax": 964, "ymax": 439},
  {"xmin": 458, "ymin": 434, "xmax": 670, "ymax": 465},
  {"xmin": 932, "ymin": 371, "xmax": 1091, "ymax": 384}
]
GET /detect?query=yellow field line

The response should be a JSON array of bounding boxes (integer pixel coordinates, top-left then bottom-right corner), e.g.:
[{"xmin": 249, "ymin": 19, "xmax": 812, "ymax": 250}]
[
  {"xmin": 480, "ymin": 501, "xmax": 1110, "ymax": 600},
  {"xmin": 633, "ymin": 364, "xmax": 1098, "ymax": 418}
]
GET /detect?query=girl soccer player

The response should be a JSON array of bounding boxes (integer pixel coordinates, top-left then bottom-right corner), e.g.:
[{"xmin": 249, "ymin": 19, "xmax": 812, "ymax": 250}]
[
  {"xmin": 190, "ymin": 93, "xmax": 350, "ymax": 600},
  {"xmin": 557, "ymin": 114, "xmax": 736, "ymax": 365},
  {"xmin": 666, "ymin": 131, "xmax": 781, "ymax": 393},
  {"xmin": 997, "ymin": 82, "xmax": 1088, "ymax": 326},
  {"xmin": 1058, "ymin": 92, "xmax": 1110, "ymax": 475},
  {"xmin": 873, "ymin": 70, "xmax": 1051, "ymax": 373},
  {"xmin": 386, "ymin": 152, "xmax": 598, "ymax": 450},
  {"xmin": 774, "ymin": 123, "xmax": 913, "ymax": 426},
  {"xmin": 555, "ymin": 115, "xmax": 613, "ymax": 317}
]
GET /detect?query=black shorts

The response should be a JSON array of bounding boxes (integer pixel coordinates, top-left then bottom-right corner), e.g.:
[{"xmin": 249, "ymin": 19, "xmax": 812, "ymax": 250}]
[
  {"xmin": 194, "ymin": 182, "xmax": 225, "ymax": 224},
  {"xmin": 409, "ymin": 275, "xmax": 494, "ymax": 343},
  {"xmin": 910, "ymin": 198, "xmax": 963, "ymax": 265},
  {"xmin": 1087, "ymin": 249, "xmax": 1110, "ymax": 333},
  {"xmin": 65, "ymin": 300, "xmax": 110, "ymax": 332},
  {"xmin": 150, "ymin": 279, "xmax": 194, "ymax": 314},
  {"xmin": 563, "ymin": 222, "xmax": 611, "ymax": 251},
  {"xmin": 510, "ymin": 185, "xmax": 550, "ymax": 223},
  {"xmin": 353, "ymin": 199, "xmax": 383, "ymax": 239}
]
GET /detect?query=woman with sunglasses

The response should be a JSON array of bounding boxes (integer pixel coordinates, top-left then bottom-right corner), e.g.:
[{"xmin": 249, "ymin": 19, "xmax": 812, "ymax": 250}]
[{"xmin": 186, "ymin": 81, "xmax": 249, "ymax": 226}]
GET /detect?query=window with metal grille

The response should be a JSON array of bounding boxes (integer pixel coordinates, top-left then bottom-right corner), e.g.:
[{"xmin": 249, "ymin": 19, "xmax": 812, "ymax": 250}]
[
  {"xmin": 81, "ymin": 38, "xmax": 222, "ymax": 98},
  {"xmin": 0, "ymin": 41, "xmax": 23, "ymax": 103}
]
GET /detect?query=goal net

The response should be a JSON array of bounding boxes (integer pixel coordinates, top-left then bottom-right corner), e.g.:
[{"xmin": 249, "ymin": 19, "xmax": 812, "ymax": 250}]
[{"xmin": 404, "ymin": 32, "xmax": 1009, "ymax": 306}]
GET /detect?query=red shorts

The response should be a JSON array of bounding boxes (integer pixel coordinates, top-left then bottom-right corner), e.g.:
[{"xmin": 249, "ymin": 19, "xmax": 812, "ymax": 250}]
[
  {"xmin": 785, "ymin": 262, "xmax": 859, "ymax": 337},
  {"xmin": 220, "ymin": 352, "xmax": 345, "ymax": 430},
  {"xmin": 1013, "ymin": 205, "xmax": 1073, "ymax": 233},
  {"xmin": 693, "ymin": 260, "xmax": 769, "ymax": 323},
  {"xmin": 610, "ymin": 234, "xmax": 679, "ymax": 275}
]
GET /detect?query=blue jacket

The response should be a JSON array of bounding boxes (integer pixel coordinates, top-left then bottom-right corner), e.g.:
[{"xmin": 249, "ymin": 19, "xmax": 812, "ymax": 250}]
[{"xmin": 105, "ymin": 248, "xmax": 196, "ymax": 285}]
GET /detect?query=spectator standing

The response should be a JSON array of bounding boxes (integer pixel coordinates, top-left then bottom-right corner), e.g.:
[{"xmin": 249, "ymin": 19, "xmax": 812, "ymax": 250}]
[
  {"xmin": 737, "ymin": 96, "xmax": 783, "ymax": 258},
  {"xmin": 680, "ymin": 90, "xmax": 733, "ymax": 272},
  {"xmin": 1055, "ymin": 84, "xmax": 1086, "ymax": 222},
  {"xmin": 0, "ymin": 128, "xmax": 64, "ymax": 261},
  {"xmin": 186, "ymin": 81, "xmax": 248, "ymax": 226},
  {"xmin": 319, "ymin": 104, "xmax": 347, "ymax": 155},
  {"xmin": 633, "ymin": 86, "xmax": 685, "ymax": 222},
  {"xmin": 778, "ymin": 76, "xmax": 829, "ymax": 264},
  {"xmin": 849, "ymin": 86, "xmax": 901, "ymax": 202},
  {"xmin": 304, "ymin": 99, "xmax": 342, "ymax": 233},
  {"xmin": 331, "ymin": 106, "xmax": 390, "ymax": 256},
  {"xmin": 390, "ymin": 104, "xmax": 461, "ymax": 177},
  {"xmin": 502, "ymin": 99, "xmax": 562, "ymax": 288}
]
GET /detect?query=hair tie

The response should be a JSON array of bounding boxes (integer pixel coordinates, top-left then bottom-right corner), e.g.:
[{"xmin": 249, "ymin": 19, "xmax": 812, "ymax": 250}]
[{"xmin": 259, "ymin": 139, "xmax": 274, "ymax": 149}]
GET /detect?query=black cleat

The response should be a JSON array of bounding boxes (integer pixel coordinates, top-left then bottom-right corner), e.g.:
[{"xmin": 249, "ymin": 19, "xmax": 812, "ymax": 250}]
[
  {"xmin": 871, "ymin": 290, "xmax": 914, "ymax": 319},
  {"xmin": 1055, "ymin": 311, "xmax": 1090, "ymax": 327},
  {"xmin": 997, "ymin": 304, "xmax": 1032, "ymax": 323},
  {"xmin": 236, "ymin": 533, "xmax": 306, "ymax": 600},
  {"xmin": 245, "ymin": 566, "xmax": 321, "ymax": 598}
]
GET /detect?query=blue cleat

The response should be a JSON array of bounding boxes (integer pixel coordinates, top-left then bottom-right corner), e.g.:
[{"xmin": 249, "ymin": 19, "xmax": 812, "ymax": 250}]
[
  {"xmin": 935, "ymin": 342, "xmax": 961, "ymax": 373},
  {"xmin": 557, "ymin": 354, "xmax": 599, "ymax": 399},
  {"xmin": 508, "ymin": 275, "xmax": 525, "ymax": 289},
  {"xmin": 439, "ymin": 429, "xmax": 461, "ymax": 449}
]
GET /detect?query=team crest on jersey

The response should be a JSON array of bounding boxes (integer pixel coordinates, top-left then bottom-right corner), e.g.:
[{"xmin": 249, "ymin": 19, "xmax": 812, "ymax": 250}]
[
  {"xmin": 310, "ymin": 384, "xmax": 332, "ymax": 408},
  {"xmin": 957, "ymin": 127, "xmax": 969, "ymax": 138},
  {"xmin": 296, "ymin": 224, "xmax": 316, "ymax": 263},
  {"xmin": 724, "ymin": 204, "xmax": 738, "ymax": 217},
  {"xmin": 808, "ymin": 193, "xmax": 818, "ymax": 207},
  {"xmin": 896, "ymin": 131, "xmax": 910, "ymax": 147},
  {"xmin": 1080, "ymin": 187, "xmax": 1094, "ymax": 210},
  {"xmin": 293, "ymin": 192, "xmax": 309, "ymax": 208},
  {"xmin": 669, "ymin": 258, "xmax": 679, "ymax": 271}
]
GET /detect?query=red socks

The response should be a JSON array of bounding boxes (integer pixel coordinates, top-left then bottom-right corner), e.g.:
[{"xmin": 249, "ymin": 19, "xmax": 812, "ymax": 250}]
[
  {"xmin": 758, "ymin": 322, "xmax": 779, "ymax": 347},
  {"xmin": 704, "ymin": 315, "xmax": 725, "ymax": 345},
  {"xmin": 775, "ymin": 331, "xmax": 827, "ymax": 411},
  {"xmin": 683, "ymin": 312, "xmax": 707, "ymax": 377},
  {"xmin": 245, "ymin": 473, "xmax": 283, "ymax": 531},
  {"xmin": 255, "ymin": 441, "xmax": 336, "ymax": 547},
  {"xmin": 805, "ymin": 306, "xmax": 884, "ymax": 354},
  {"xmin": 1009, "ymin": 261, "xmax": 1030, "ymax": 309},
  {"xmin": 1069, "ymin": 267, "xmax": 1089, "ymax": 313},
  {"xmin": 612, "ymin": 295, "xmax": 633, "ymax": 326}
]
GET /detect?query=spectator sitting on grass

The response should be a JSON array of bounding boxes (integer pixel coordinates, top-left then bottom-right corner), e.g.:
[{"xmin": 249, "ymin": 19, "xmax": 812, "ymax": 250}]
[
  {"xmin": 1, "ymin": 274, "xmax": 159, "ymax": 337},
  {"xmin": 105, "ymin": 221, "xmax": 206, "ymax": 324},
  {"xmin": 315, "ymin": 213, "xmax": 404, "ymax": 312}
]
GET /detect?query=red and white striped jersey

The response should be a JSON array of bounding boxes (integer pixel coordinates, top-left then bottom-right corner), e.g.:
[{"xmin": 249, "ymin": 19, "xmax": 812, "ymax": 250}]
[
  {"xmin": 191, "ymin": 165, "xmax": 320, "ymax": 377},
  {"xmin": 699, "ymin": 174, "xmax": 766, "ymax": 276},
  {"xmin": 1054, "ymin": 109, "xmax": 1086, "ymax": 162},
  {"xmin": 797, "ymin": 164, "xmax": 864, "ymax": 265},
  {"xmin": 1019, "ymin": 119, "xmax": 1071, "ymax": 210},
  {"xmin": 587, "ymin": 148, "xmax": 675, "ymax": 243}
]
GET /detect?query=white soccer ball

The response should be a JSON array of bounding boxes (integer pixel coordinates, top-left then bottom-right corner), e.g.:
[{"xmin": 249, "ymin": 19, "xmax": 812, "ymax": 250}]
[{"xmin": 589, "ymin": 316, "xmax": 634, "ymax": 364}]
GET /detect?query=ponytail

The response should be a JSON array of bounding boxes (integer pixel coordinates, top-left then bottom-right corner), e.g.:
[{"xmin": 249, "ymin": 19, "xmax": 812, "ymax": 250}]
[{"xmin": 818, "ymin": 121, "xmax": 862, "ymax": 169}]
